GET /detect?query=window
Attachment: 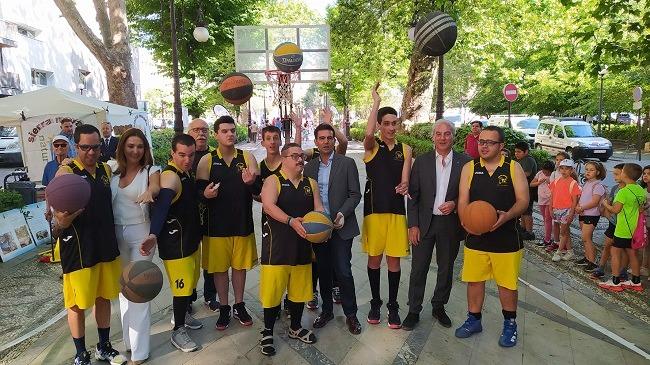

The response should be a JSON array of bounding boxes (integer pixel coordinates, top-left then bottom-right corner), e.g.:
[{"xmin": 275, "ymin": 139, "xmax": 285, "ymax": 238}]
[
  {"xmin": 17, "ymin": 26, "xmax": 36, "ymax": 38},
  {"xmin": 78, "ymin": 69, "xmax": 90, "ymax": 91},
  {"xmin": 565, "ymin": 125, "xmax": 595, "ymax": 138},
  {"xmin": 538, "ymin": 123, "xmax": 552, "ymax": 135},
  {"xmin": 552, "ymin": 126, "xmax": 564, "ymax": 138},
  {"xmin": 31, "ymin": 69, "xmax": 50, "ymax": 86}
]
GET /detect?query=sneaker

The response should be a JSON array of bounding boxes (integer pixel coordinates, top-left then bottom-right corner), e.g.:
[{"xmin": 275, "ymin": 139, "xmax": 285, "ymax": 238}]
[
  {"xmin": 598, "ymin": 279, "xmax": 624, "ymax": 292},
  {"xmin": 582, "ymin": 261, "xmax": 598, "ymax": 272},
  {"xmin": 283, "ymin": 296, "xmax": 291, "ymax": 318},
  {"xmin": 620, "ymin": 280, "xmax": 644, "ymax": 292},
  {"xmin": 332, "ymin": 286, "xmax": 342, "ymax": 304},
  {"xmin": 95, "ymin": 341, "xmax": 127, "ymax": 365},
  {"xmin": 170, "ymin": 327, "xmax": 198, "ymax": 352},
  {"xmin": 233, "ymin": 302, "xmax": 253, "ymax": 326},
  {"xmin": 259, "ymin": 329, "xmax": 275, "ymax": 356},
  {"xmin": 590, "ymin": 267, "xmax": 605, "ymax": 279},
  {"xmin": 171, "ymin": 312, "xmax": 203, "ymax": 330},
  {"xmin": 619, "ymin": 269, "xmax": 629, "ymax": 281},
  {"xmin": 401, "ymin": 312, "xmax": 420, "ymax": 331},
  {"xmin": 534, "ymin": 240, "xmax": 546, "ymax": 247},
  {"xmin": 561, "ymin": 250, "xmax": 575, "ymax": 261},
  {"xmin": 74, "ymin": 350, "xmax": 91, "ymax": 365},
  {"xmin": 498, "ymin": 319, "xmax": 518, "ymax": 347},
  {"xmin": 205, "ymin": 299, "xmax": 220, "ymax": 312},
  {"xmin": 386, "ymin": 302, "xmax": 401, "ymax": 329},
  {"xmin": 455, "ymin": 314, "xmax": 483, "ymax": 338},
  {"xmin": 552, "ymin": 250, "xmax": 564, "ymax": 262},
  {"xmin": 367, "ymin": 299, "xmax": 382, "ymax": 324},
  {"xmin": 575, "ymin": 257, "xmax": 588, "ymax": 266},
  {"xmin": 216, "ymin": 305, "xmax": 231, "ymax": 330},
  {"xmin": 545, "ymin": 243, "xmax": 559, "ymax": 253},
  {"xmin": 307, "ymin": 292, "xmax": 319, "ymax": 310}
]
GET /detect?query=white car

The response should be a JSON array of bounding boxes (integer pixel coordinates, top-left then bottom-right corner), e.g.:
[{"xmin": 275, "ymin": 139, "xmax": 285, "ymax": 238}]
[
  {"xmin": 512, "ymin": 118, "xmax": 540, "ymax": 145},
  {"xmin": 534, "ymin": 118, "xmax": 612, "ymax": 162},
  {"xmin": 0, "ymin": 127, "xmax": 23, "ymax": 165}
]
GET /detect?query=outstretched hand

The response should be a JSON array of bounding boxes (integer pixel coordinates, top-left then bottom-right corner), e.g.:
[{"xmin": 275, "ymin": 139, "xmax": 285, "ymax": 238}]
[{"xmin": 371, "ymin": 82, "xmax": 381, "ymax": 104}]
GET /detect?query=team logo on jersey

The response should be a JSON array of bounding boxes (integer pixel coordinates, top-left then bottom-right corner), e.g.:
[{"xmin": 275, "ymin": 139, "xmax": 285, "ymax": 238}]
[
  {"xmin": 236, "ymin": 162, "xmax": 245, "ymax": 172},
  {"xmin": 62, "ymin": 235, "xmax": 73, "ymax": 242},
  {"xmin": 497, "ymin": 174, "xmax": 510, "ymax": 186},
  {"xmin": 304, "ymin": 185, "xmax": 312, "ymax": 196},
  {"xmin": 101, "ymin": 174, "xmax": 110, "ymax": 186},
  {"xmin": 394, "ymin": 151, "xmax": 404, "ymax": 161}
]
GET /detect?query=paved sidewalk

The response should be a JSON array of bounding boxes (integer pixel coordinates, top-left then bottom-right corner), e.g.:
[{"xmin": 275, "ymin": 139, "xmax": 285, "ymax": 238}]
[{"xmin": 1, "ymin": 142, "xmax": 649, "ymax": 364}]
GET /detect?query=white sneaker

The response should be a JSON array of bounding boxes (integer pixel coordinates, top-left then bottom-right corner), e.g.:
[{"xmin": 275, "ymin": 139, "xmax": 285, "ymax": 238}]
[
  {"xmin": 552, "ymin": 250, "xmax": 564, "ymax": 262},
  {"xmin": 561, "ymin": 250, "xmax": 574, "ymax": 261},
  {"xmin": 171, "ymin": 312, "xmax": 203, "ymax": 330},
  {"xmin": 171, "ymin": 327, "xmax": 198, "ymax": 352}
]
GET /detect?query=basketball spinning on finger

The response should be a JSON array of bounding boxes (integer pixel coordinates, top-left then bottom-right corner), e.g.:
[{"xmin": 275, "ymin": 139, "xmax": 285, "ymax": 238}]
[
  {"xmin": 462, "ymin": 200, "xmax": 498, "ymax": 235},
  {"xmin": 414, "ymin": 11, "xmax": 458, "ymax": 56}
]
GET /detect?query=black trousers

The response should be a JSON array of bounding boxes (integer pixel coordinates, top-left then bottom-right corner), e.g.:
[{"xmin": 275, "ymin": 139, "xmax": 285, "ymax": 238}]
[
  {"xmin": 407, "ymin": 215, "xmax": 460, "ymax": 314},
  {"xmin": 312, "ymin": 231, "xmax": 358, "ymax": 316}
]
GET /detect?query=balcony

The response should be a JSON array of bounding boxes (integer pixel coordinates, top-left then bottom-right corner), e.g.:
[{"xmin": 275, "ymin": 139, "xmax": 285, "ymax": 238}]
[{"xmin": 0, "ymin": 71, "xmax": 22, "ymax": 95}]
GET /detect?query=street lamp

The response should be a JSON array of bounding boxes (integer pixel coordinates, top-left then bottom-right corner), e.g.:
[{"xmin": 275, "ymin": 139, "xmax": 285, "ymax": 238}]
[
  {"xmin": 78, "ymin": 82, "xmax": 85, "ymax": 95},
  {"xmin": 170, "ymin": 0, "xmax": 210, "ymax": 135},
  {"xmin": 597, "ymin": 65, "xmax": 608, "ymax": 134}
]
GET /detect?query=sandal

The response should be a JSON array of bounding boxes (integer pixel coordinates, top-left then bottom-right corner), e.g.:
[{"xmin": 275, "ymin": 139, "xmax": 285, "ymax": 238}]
[
  {"xmin": 288, "ymin": 327, "xmax": 317, "ymax": 344},
  {"xmin": 259, "ymin": 329, "xmax": 276, "ymax": 356}
]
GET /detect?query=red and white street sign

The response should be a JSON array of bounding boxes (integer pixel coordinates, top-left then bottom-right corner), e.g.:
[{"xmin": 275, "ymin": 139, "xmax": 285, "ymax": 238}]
[{"xmin": 503, "ymin": 83, "xmax": 518, "ymax": 102}]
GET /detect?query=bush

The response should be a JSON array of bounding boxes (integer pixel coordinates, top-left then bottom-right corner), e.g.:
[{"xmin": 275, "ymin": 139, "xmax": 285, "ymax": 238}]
[
  {"xmin": 151, "ymin": 124, "xmax": 248, "ymax": 166},
  {"xmin": 350, "ymin": 128, "xmax": 364, "ymax": 141},
  {"xmin": 599, "ymin": 125, "xmax": 649, "ymax": 143},
  {"xmin": 396, "ymin": 134, "xmax": 434, "ymax": 157},
  {"xmin": 0, "ymin": 189, "xmax": 24, "ymax": 213},
  {"xmin": 407, "ymin": 123, "xmax": 434, "ymax": 140},
  {"xmin": 529, "ymin": 148, "xmax": 552, "ymax": 168},
  {"xmin": 453, "ymin": 125, "xmax": 529, "ymax": 155},
  {"xmin": 350, "ymin": 120, "xmax": 367, "ymax": 130}
]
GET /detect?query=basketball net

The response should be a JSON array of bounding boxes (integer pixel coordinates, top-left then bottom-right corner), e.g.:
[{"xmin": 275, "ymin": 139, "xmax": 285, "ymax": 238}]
[{"xmin": 265, "ymin": 70, "xmax": 300, "ymax": 119}]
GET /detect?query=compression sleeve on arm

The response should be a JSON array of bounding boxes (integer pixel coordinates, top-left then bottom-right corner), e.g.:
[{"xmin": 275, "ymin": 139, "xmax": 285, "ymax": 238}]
[
  {"xmin": 149, "ymin": 188, "xmax": 175, "ymax": 236},
  {"xmin": 196, "ymin": 179, "xmax": 209, "ymax": 200}
]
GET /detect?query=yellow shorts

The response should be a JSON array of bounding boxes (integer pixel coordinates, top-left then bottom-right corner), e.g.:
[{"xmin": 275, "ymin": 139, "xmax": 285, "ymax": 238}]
[
  {"xmin": 361, "ymin": 213, "xmax": 409, "ymax": 257},
  {"xmin": 202, "ymin": 234, "xmax": 258, "ymax": 273},
  {"xmin": 63, "ymin": 258, "xmax": 122, "ymax": 310},
  {"xmin": 461, "ymin": 247, "xmax": 523, "ymax": 290},
  {"xmin": 259, "ymin": 264, "xmax": 313, "ymax": 308},
  {"xmin": 163, "ymin": 250, "xmax": 200, "ymax": 296}
]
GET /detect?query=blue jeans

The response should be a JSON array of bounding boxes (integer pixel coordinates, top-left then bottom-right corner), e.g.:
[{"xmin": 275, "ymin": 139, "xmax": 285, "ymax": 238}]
[{"xmin": 312, "ymin": 231, "xmax": 358, "ymax": 316}]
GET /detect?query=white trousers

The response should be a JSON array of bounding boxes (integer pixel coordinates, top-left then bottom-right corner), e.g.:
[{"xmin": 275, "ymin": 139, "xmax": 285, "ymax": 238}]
[{"xmin": 116, "ymin": 222, "xmax": 155, "ymax": 362}]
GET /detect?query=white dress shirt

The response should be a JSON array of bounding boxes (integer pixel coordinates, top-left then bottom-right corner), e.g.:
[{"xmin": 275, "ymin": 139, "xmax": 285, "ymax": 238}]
[{"xmin": 433, "ymin": 150, "xmax": 452, "ymax": 215}]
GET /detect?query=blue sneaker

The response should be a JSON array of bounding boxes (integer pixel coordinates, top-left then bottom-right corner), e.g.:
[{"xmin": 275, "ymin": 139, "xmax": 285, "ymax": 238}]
[
  {"xmin": 454, "ymin": 314, "xmax": 482, "ymax": 338},
  {"xmin": 498, "ymin": 319, "xmax": 518, "ymax": 347}
]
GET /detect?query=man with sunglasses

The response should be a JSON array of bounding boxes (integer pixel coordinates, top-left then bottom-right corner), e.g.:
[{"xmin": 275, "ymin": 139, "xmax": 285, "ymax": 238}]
[
  {"xmin": 361, "ymin": 82, "xmax": 412, "ymax": 329},
  {"xmin": 52, "ymin": 124, "xmax": 125, "ymax": 365},
  {"xmin": 455, "ymin": 126, "xmax": 529, "ymax": 348},
  {"xmin": 42, "ymin": 135, "xmax": 71, "ymax": 185},
  {"xmin": 259, "ymin": 143, "xmax": 324, "ymax": 356}
]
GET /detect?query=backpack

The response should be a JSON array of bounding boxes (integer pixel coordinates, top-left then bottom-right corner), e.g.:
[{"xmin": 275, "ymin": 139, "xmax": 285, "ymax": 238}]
[{"xmin": 621, "ymin": 187, "xmax": 648, "ymax": 249}]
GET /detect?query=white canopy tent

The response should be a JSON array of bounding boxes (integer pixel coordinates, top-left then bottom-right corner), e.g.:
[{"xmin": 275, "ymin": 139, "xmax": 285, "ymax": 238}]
[{"xmin": 0, "ymin": 87, "xmax": 150, "ymax": 181}]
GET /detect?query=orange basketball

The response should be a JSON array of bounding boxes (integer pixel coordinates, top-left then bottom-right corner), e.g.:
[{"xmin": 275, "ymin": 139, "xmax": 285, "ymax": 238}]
[
  {"xmin": 219, "ymin": 72, "xmax": 253, "ymax": 105},
  {"xmin": 462, "ymin": 200, "xmax": 497, "ymax": 235}
]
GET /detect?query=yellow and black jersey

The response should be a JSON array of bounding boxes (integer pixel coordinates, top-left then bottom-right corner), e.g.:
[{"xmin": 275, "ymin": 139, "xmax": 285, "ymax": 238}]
[
  {"xmin": 191, "ymin": 147, "xmax": 213, "ymax": 177},
  {"xmin": 58, "ymin": 160, "xmax": 119, "ymax": 274},
  {"xmin": 465, "ymin": 156, "xmax": 522, "ymax": 253},
  {"xmin": 261, "ymin": 173, "xmax": 316, "ymax": 265},
  {"xmin": 363, "ymin": 137, "xmax": 407, "ymax": 216},
  {"xmin": 306, "ymin": 147, "xmax": 320, "ymax": 161},
  {"xmin": 158, "ymin": 162, "xmax": 201, "ymax": 260},
  {"xmin": 259, "ymin": 158, "xmax": 281, "ymax": 181},
  {"xmin": 204, "ymin": 148, "xmax": 254, "ymax": 237}
]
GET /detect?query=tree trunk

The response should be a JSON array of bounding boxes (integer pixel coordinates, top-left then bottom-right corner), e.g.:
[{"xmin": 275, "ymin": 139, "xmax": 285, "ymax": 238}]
[
  {"xmin": 400, "ymin": 50, "xmax": 436, "ymax": 124},
  {"xmin": 53, "ymin": 0, "xmax": 138, "ymax": 108}
]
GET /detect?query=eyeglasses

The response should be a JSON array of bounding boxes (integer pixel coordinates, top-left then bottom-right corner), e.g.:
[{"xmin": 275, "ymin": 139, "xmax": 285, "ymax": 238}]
[
  {"xmin": 282, "ymin": 153, "xmax": 307, "ymax": 161},
  {"xmin": 478, "ymin": 139, "xmax": 502, "ymax": 147},
  {"xmin": 77, "ymin": 144, "xmax": 101, "ymax": 151},
  {"xmin": 189, "ymin": 127, "xmax": 209, "ymax": 134},
  {"xmin": 53, "ymin": 143, "xmax": 68, "ymax": 148}
]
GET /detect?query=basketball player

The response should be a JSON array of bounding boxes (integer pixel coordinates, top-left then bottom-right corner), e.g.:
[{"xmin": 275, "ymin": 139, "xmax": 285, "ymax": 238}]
[
  {"xmin": 455, "ymin": 126, "xmax": 528, "ymax": 347},
  {"xmin": 196, "ymin": 115, "xmax": 259, "ymax": 330},
  {"xmin": 259, "ymin": 143, "xmax": 324, "ymax": 356},
  {"xmin": 140, "ymin": 134, "xmax": 203, "ymax": 352},
  {"xmin": 361, "ymin": 82, "xmax": 412, "ymax": 329},
  {"xmin": 53, "ymin": 124, "xmax": 126, "ymax": 365}
]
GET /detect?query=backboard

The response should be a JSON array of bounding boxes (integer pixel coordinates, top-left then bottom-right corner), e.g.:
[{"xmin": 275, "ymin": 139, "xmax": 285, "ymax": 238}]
[{"xmin": 234, "ymin": 25, "xmax": 330, "ymax": 84}]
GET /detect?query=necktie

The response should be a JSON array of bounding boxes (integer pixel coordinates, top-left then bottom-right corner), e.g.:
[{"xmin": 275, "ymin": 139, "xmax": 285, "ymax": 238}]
[{"xmin": 105, "ymin": 138, "xmax": 109, "ymax": 145}]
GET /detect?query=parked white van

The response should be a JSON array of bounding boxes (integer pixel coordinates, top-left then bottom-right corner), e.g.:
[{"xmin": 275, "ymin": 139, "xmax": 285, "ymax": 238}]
[{"xmin": 534, "ymin": 118, "xmax": 613, "ymax": 161}]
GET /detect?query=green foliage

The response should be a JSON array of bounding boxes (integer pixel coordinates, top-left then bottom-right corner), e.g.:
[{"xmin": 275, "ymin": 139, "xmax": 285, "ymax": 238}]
[
  {"xmin": 0, "ymin": 189, "xmax": 24, "ymax": 213},
  {"xmin": 350, "ymin": 128, "xmax": 364, "ymax": 141},
  {"xmin": 529, "ymin": 149, "xmax": 553, "ymax": 168},
  {"xmin": 407, "ymin": 123, "xmax": 434, "ymax": 141},
  {"xmin": 396, "ymin": 134, "xmax": 433, "ymax": 157},
  {"xmin": 452, "ymin": 125, "xmax": 528, "ymax": 156},
  {"xmin": 599, "ymin": 124, "xmax": 650, "ymax": 143}
]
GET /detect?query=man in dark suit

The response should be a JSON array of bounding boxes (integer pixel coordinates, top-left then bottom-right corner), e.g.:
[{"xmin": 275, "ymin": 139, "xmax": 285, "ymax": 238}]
[
  {"xmin": 304, "ymin": 123, "xmax": 363, "ymax": 334},
  {"xmin": 99, "ymin": 121, "xmax": 119, "ymax": 162},
  {"xmin": 403, "ymin": 119, "xmax": 471, "ymax": 330}
]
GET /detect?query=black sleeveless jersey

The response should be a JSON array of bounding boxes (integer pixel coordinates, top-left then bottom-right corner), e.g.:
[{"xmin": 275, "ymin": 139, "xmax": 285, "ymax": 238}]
[
  {"xmin": 261, "ymin": 173, "xmax": 315, "ymax": 265},
  {"xmin": 307, "ymin": 147, "xmax": 320, "ymax": 161},
  {"xmin": 158, "ymin": 163, "xmax": 201, "ymax": 260},
  {"xmin": 59, "ymin": 161, "xmax": 119, "ymax": 274},
  {"xmin": 465, "ymin": 156, "xmax": 522, "ymax": 253},
  {"xmin": 191, "ymin": 147, "xmax": 212, "ymax": 177},
  {"xmin": 259, "ymin": 159, "xmax": 281, "ymax": 181},
  {"xmin": 363, "ymin": 138, "xmax": 407, "ymax": 216},
  {"xmin": 204, "ymin": 149, "xmax": 254, "ymax": 237}
]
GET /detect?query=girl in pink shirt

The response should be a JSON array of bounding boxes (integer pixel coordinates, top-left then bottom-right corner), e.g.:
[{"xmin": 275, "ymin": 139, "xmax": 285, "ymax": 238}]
[
  {"xmin": 549, "ymin": 159, "xmax": 582, "ymax": 262},
  {"xmin": 531, "ymin": 161, "xmax": 555, "ymax": 247},
  {"xmin": 575, "ymin": 161, "xmax": 607, "ymax": 271}
]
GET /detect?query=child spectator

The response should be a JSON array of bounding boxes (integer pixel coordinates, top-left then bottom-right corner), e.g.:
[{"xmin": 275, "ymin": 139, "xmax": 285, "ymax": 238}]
[
  {"xmin": 514, "ymin": 142, "xmax": 538, "ymax": 240},
  {"xmin": 575, "ymin": 161, "xmax": 607, "ymax": 271},
  {"xmin": 549, "ymin": 159, "xmax": 581, "ymax": 262},
  {"xmin": 548, "ymin": 151, "xmax": 571, "ymax": 249},
  {"xmin": 530, "ymin": 160, "xmax": 555, "ymax": 248},
  {"xmin": 640, "ymin": 165, "xmax": 650, "ymax": 278},
  {"xmin": 592, "ymin": 164, "xmax": 628, "ymax": 279},
  {"xmin": 599, "ymin": 163, "xmax": 646, "ymax": 292}
]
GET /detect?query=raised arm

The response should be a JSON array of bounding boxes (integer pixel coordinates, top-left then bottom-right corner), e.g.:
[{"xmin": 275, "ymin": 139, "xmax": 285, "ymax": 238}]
[
  {"xmin": 322, "ymin": 107, "xmax": 348, "ymax": 155},
  {"xmin": 364, "ymin": 82, "xmax": 381, "ymax": 152},
  {"xmin": 292, "ymin": 111, "xmax": 303, "ymax": 146}
]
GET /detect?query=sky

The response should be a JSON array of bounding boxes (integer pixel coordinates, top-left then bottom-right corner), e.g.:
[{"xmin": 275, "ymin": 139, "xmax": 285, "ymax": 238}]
[{"xmin": 302, "ymin": 0, "xmax": 336, "ymax": 17}]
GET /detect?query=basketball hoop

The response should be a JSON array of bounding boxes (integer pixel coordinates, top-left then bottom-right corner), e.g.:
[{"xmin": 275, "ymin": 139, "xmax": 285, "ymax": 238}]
[{"xmin": 265, "ymin": 70, "xmax": 300, "ymax": 118}]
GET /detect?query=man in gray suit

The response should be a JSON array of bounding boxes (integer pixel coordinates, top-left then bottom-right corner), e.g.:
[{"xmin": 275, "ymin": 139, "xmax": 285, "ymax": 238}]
[
  {"xmin": 304, "ymin": 123, "xmax": 363, "ymax": 334},
  {"xmin": 403, "ymin": 119, "xmax": 471, "ymax": 330}
]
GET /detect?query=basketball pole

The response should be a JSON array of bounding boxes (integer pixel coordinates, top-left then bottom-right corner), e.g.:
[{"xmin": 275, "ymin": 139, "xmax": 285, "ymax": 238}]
[{"xmin": 169, "ymin": 0, "xmax": 183, "ymax": 136}]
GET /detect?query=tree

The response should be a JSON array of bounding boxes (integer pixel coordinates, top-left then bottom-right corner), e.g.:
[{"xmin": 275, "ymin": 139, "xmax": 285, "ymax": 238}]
[{"xmin": 53, "ymin": 0, "xmax": 137, "ymax": 107}]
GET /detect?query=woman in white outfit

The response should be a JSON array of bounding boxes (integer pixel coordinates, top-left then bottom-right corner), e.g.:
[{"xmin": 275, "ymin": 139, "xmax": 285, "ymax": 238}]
[{"xmin": 111, "ymin": 128, "xmax": 160, "ymax": 365}]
